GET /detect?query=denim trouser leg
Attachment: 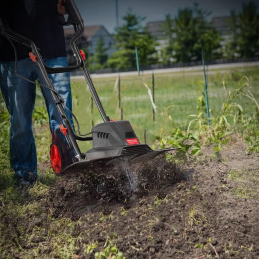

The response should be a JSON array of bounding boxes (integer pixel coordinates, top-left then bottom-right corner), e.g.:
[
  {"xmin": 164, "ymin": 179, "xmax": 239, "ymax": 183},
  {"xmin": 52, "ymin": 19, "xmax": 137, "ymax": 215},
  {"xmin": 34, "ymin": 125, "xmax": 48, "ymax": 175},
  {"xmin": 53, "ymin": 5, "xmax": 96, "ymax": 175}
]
[
  {"xmin": 0, "ymin": 57, "xmax": 72, "ymax": 179},
  {"xmin": 39, "ymin": 57, "xmax": 73, "ymax": 133}
]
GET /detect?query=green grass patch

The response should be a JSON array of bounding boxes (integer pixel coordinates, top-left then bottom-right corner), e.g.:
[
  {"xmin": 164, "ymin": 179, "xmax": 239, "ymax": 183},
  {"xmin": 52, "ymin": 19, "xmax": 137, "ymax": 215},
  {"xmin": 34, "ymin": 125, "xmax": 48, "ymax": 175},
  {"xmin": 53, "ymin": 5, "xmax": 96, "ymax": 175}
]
[{"xmin": 67, "ymin": 66, "xmax": 259, "ymax": 151}]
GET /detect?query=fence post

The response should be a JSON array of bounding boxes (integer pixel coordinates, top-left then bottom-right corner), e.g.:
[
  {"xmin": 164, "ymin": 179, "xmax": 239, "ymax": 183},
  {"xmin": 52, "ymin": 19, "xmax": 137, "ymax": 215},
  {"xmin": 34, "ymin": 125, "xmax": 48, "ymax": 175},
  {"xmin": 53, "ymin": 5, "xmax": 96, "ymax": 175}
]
[
  {"xmin": 121, "ymin": 108, "xmax": 123, "ymax": 120},
  {"xmin": 118, "ymin": 75, "xmax": 121, "ymax": 109},
  {"xmin": 152, "ymin": 72, "xmax": 155, "ymax": 122},
  {"xmin": 144, "ymin": 129, "xmax": 147, "ymax": 144},
  {"xmin": 201, "ymin": 41, "xmax": 210, "ymax": 125},
  {"xmin": 91, "ymin": 96, "xmax": 94, "ymax": 128},
  {"xmin": 135, "ymin": 47, "xmax": 140, "ymax": 76}
]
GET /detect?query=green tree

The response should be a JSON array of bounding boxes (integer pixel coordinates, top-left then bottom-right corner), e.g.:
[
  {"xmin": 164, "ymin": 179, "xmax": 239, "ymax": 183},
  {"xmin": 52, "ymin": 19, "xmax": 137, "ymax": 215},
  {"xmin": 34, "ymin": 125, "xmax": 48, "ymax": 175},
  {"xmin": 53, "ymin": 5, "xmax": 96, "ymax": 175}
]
[
  {"xmin": 228, "ymin": 2, "xmax": 259, "ymax": 58},
  {"xmin": 161, "ymin": 14, "xmax": 174, "ymax": 65},
  {"xmin": 172, "ymin": 4, "xmax": 221, "ymax": 63},
  {"xmin": 92, "ymin": 37, "xmax": 108, "ymax": 70},
  {"xmin": 108, "ymin": 11, "xmax": 157, "ymax": 69}
]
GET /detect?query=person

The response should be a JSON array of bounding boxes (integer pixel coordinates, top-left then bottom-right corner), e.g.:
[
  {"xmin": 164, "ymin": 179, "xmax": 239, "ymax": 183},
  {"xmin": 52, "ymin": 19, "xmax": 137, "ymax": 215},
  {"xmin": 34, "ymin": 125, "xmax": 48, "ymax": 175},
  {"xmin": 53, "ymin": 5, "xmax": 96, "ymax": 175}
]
[{"xmin": 0, "ymin": 0, "xmax": 72, "ymax": 186}]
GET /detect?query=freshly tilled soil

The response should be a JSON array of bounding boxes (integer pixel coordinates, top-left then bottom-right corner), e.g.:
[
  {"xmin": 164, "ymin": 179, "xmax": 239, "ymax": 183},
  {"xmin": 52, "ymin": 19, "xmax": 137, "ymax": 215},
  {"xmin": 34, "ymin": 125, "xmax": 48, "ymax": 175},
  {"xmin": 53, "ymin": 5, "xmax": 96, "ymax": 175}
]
[{"xmin": 1, "ymin": 142, "xmax": 259, "ymax": 258}]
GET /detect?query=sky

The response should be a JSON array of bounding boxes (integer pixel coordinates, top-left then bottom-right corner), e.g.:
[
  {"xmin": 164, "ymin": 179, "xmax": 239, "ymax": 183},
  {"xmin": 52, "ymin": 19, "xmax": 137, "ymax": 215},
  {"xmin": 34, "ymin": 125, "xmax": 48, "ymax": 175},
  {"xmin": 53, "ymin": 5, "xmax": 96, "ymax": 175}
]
[{"xmin": 74, "ymin": 0, "xmax": 259, "ymax": 33}]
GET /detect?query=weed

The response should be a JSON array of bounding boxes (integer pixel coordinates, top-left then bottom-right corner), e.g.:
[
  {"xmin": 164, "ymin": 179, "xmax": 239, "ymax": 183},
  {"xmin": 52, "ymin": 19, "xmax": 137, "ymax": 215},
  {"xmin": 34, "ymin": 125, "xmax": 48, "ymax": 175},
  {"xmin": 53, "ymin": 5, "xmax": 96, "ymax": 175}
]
[
  {"xmin": 100, "ymin": 213, "xmax": 107, "ymax": 222},
  {"xmin": 155, "ymin": 75, "xmax": 259, "ymax": 160},
  {"xmin": 120, "ymin": 207, "xmax": 128, "ymax": 216},
  {"xmin": 95, "ymin": 239, "xmax": 125, "ymax": 259},
  {"xmin": 33, "ymin": 106, "xmax": 48, "ymax": 125},
  {"xmin": 233, "ymin": 186, "xmax": 253, "ymax": 199},
  {"xmin": 195, "ymin": 243, "xmax": 204, "ymax": 249},
  {"xmin": 188, "ymin": 208, "xmax": 206, "ymax": 227},
  {"xmin": 85, "ymin": 242, "xmax": 98, "ymax": 254},
  {"xmin": 154, "ymin": 195, "xmax": 169, "ymax": 206}
]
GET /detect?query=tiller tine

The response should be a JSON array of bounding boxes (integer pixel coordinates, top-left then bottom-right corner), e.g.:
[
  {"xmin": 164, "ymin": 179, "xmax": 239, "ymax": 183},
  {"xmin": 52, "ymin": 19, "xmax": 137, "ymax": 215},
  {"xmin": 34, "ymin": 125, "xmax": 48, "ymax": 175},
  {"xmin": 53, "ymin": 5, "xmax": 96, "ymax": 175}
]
[{"xmin": 59, "ymin": 147, "xmax": 179, "ymax": 176}]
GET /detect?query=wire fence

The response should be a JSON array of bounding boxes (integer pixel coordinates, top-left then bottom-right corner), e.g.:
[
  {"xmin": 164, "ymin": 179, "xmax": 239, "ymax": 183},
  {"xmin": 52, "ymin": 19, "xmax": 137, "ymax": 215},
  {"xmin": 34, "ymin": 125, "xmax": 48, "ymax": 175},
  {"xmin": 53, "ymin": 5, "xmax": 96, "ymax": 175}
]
[{"xmin": 70, "ymin": 64, "xmax": 259, "ymax": 151}]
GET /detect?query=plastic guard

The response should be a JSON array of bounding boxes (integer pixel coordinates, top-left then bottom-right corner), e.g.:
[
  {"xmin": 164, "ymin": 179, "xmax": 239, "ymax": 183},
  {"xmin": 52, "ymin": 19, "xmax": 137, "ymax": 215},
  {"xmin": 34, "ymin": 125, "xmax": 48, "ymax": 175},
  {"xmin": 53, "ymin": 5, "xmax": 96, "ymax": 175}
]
[{"xmin": 50, "ymin": 145, "xmax": 62, "ymax": 174}]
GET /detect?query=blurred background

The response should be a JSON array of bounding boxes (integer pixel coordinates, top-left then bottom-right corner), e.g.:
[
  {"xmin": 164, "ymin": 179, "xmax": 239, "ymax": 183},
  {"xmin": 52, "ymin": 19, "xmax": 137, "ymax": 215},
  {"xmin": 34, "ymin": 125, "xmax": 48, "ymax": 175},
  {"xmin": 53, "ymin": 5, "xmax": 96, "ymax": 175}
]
[
  {"xmin": 65, "ymin": 0, "xmax": 259, "ymax": 71},
  {"xmin": 36, "ymin": 0, "xmax": 259, "ymax": 151}
]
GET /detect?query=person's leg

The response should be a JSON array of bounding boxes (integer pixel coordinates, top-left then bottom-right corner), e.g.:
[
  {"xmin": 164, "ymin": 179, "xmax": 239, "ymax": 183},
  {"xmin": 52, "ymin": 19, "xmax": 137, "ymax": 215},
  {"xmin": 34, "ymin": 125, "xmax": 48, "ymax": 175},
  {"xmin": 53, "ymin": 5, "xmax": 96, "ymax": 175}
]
[
  {"xmin": 39, "ymin": 57, "xmax": 73, "ymax": 134},
  {"xmin": 38, "ymin": 57, "xmax": 75, "ymax": 170},
  {"xmin": 0, "ymin": 60, "xmax": 38, "ymax": 181}
]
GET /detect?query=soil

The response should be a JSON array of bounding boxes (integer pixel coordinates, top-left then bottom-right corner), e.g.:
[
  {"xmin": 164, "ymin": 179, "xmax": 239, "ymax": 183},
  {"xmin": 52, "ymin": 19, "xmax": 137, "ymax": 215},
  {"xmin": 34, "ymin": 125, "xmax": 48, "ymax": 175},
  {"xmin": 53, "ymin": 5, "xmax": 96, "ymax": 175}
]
[{"xmin": 1, "ymin": 140, "xmax": 259, "ymax": 258}]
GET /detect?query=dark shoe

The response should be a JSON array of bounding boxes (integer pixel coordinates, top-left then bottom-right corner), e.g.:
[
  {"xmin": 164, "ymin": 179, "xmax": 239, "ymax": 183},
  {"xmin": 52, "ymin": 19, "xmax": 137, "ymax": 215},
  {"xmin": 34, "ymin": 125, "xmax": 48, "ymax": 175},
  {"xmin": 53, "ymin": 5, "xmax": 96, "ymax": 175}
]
[{"xmin": 14, "ymin": 172, "xmax": 37, "ymax": 189}]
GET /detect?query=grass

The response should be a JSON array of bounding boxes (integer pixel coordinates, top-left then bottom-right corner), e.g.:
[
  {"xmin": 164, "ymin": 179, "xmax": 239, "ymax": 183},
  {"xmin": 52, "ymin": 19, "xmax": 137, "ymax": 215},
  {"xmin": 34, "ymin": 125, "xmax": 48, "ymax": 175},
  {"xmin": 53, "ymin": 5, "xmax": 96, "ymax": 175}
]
[
  {"xmin": 227, "ymin": 169, "xmax": 259, "ymax": 199},
  {"xmin": 33, "ymin": 65, "xmax": 259, "ymax": 152},
  {"xmin": 1, "ymin": 64, "xmax": 259, "ymax": 259},
  {"xmin": 65, "ymin": 66, "xmax": 259, "ymax": 151}
]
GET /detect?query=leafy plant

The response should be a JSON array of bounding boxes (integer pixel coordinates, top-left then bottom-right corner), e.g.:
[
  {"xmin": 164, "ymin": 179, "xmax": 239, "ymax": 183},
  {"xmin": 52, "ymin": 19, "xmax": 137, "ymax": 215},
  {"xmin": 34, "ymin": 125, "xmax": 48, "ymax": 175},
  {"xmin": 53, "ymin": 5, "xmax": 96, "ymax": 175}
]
[
  {"xmin": 0, "ymin": 93, "xmax": 12, "ymax": 189},
  {"xmin": 153, "ymin": 127, "xmax": 201, "ymax": 158},
  {"xmin": 33, "ymin": 106, "xmax": 49, "ymax": 125},
  {"xmin": 155, "ymin": 76, "xmax": 259, "ymax": 159},
  {"xmin": 94, "ymin": 242, "xmax": 125, "ymax": 259}
]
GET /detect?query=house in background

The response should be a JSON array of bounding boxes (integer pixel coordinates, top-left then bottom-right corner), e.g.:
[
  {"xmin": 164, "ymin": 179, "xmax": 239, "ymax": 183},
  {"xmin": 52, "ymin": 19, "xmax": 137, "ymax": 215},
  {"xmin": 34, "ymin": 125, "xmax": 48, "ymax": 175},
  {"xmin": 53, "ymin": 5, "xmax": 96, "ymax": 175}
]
[{"xmin": 64, "ymin": 25, "xmax": 116, "ymax": 64}]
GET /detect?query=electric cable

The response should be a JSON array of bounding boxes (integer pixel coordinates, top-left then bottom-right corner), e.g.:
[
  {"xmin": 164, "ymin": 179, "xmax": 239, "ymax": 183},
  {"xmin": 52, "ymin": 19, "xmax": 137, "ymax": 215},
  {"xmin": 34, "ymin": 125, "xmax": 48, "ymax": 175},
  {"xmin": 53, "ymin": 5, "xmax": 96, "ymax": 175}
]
[
  {"xmin": 6, "ymin": 36, "xmax": 65, "ymax": 100},
  {"xmin": 5, "ymin": 35, "xmax": 92, "ymax": 137},
  {"xmin": 64, "ymin": 106, "xmax": 92, "ymax": 136}
]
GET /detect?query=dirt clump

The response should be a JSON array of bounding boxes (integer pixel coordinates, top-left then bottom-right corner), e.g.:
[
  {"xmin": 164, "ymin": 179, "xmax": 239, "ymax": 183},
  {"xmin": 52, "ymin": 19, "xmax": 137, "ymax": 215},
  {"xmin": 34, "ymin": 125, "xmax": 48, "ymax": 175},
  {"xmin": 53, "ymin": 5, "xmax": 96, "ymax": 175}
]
[{"xmin": 47, "ymin": 156, "xmax": 187, "ymax": 219}]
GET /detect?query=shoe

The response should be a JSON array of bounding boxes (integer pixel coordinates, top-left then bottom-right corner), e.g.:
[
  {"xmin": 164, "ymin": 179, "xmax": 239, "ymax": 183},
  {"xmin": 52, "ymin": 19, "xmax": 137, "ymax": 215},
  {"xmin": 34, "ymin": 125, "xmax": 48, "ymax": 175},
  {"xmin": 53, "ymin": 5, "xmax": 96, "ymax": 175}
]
[{"xmin": 14, "ymin": 172, "xmax": 37, "ymax": 189}]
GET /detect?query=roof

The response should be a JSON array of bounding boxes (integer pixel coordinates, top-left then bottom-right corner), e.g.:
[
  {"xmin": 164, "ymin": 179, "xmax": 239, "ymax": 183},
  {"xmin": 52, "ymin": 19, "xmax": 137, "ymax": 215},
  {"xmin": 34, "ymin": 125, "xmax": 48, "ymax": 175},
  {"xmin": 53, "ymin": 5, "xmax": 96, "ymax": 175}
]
[
  {"xmin": 146, "ymin": 21, "xmax": 165, "ymax": 37},
  {"xmin": 211, "ymin": 16, "xmax": 230, "ymax": 31},
  {"xmin": 64, "ymin": 25, "xmax": 107, "ymax": 40}
]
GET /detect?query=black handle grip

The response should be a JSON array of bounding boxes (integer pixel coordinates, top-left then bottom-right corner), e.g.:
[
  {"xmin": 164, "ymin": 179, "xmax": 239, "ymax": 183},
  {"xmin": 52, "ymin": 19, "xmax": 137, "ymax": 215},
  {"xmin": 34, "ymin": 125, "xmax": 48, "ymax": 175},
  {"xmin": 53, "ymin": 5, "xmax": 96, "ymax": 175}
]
[
  {"xmin": 65, "ymin": 0, "xmax": 83, "ymax": 24},
  {"xmin": 59, "ymin": 0, "xmax": 84, "ymax": 26}
]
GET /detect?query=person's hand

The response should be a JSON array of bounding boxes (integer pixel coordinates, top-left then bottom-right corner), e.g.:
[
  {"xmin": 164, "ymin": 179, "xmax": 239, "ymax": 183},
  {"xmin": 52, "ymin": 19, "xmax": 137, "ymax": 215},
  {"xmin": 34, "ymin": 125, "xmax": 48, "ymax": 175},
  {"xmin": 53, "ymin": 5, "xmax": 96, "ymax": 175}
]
[{"xmin": 57, "ymin": 0, "xmax": 66, "ymax": 15}]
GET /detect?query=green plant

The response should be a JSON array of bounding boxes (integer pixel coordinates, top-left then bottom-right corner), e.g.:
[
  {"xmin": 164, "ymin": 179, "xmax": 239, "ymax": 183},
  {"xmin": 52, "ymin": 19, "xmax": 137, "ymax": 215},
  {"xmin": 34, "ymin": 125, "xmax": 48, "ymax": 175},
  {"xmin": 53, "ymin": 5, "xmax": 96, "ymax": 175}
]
[
  {"xmin": 33, "ymin": 106, "xmax": 48, "ymax": 125},
  {"xmin": 245, "ymin": 132, "xmax": 259, "ymax": 153},
  {"xmin": 186, "ymin": 77, "xmax": 258, "ymax": 155},
  {"xmin": 188, "ymin": 208, "xmax": 206, "ymax": 227},
  {"xmin": 95, "ymin": 241, "xmax": 125, "ymax": 259},
  {"xmin": 153, "ymin": 128, "xmax": 201, "ymax": 158},
  {"xmin": 85, "ymin": 242, "xmax": 98, "ymax": 254},
  {"xmin": 120, "ymin": 207, "xmax": 128, "ymax": 216},
  {"xmin": 0, "ymin": 93, "xmax": 13, "ymax": 190}
]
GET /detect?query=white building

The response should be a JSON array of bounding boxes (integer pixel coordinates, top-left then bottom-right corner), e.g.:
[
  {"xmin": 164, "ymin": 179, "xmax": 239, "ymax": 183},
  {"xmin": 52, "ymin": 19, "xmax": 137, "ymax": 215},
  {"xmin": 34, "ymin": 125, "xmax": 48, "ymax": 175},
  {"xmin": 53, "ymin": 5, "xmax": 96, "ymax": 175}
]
[{"xmin": 64, "ymin": 25, "xmax": 116, "ymax": 64}]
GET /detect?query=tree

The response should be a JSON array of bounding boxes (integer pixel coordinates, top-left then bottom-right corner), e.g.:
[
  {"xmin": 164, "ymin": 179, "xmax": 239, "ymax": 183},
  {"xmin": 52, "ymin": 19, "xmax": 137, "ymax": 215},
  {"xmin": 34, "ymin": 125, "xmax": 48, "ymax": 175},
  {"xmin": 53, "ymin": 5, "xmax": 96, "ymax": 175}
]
[
  {"xmin": 228, "ymin": 2, "xmax": 259, "ymax": 58},
  {"xmin": 92, "ymin": 37, "xmax": 108, "ymax": 70},
  {"xmin": 172, "ymin": 4, "xmax": 221, "ymax": 63},
  {"xmin": 82, "ymin": 37, "xmax": 108, "ymax": 72},
  {"xmin": 108, "ymin": 11, "xmax": 157, "ymax": 70},
  {"xmin": 160, "ymin": 14, "xmax": 174, "ymax": 65}
]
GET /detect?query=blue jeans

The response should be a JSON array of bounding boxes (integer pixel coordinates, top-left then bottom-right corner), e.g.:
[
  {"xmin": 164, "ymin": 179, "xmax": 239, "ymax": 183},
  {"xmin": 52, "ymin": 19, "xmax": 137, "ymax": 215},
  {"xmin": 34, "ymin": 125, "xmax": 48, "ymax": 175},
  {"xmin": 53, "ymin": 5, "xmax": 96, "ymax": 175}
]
[{"xmin": 0, "ymin": 57, "xmax": 72, "ymax": 179}]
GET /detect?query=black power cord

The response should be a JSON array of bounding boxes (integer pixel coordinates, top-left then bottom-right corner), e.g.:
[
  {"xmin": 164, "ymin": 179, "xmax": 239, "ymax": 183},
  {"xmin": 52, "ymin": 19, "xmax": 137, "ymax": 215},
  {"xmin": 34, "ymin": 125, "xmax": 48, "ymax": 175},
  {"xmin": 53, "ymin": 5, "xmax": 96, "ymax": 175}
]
[{"xmin": 5, "ymin": 36, "xmax": 92, "ymax": 137}]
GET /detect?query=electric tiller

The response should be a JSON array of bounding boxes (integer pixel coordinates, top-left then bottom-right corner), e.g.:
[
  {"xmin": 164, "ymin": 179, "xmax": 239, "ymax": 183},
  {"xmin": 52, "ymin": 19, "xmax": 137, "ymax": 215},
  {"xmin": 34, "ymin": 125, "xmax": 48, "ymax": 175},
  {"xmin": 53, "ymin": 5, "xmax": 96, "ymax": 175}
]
[{"xmin": 0, "ymin": 0, "xmax": 177, "ymax": 175}]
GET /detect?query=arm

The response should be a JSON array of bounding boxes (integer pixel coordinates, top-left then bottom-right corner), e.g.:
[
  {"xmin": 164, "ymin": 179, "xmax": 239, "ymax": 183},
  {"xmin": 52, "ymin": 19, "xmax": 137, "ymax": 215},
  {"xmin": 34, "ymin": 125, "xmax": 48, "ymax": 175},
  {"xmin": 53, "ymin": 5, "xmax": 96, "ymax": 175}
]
[{"xmin": 57, "ymin": 0, "xmax": 66, "ymax": 15}]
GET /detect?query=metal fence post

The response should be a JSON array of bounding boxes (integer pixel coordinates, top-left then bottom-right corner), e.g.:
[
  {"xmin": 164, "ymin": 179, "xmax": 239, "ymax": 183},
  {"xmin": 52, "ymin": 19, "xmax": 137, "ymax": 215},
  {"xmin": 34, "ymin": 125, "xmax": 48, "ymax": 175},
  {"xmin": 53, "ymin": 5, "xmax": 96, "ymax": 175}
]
[
  {"xmin": 91, "ymin": 96, "xmax": 94, "ymax": 127},
  {"xmin": 118, "ymin": 74, "xmax": 121, "ymax": 109},
  {"xmin": 121, "ymin": 108, "xmax": 123, "ymax": 120},
  {"xmin": 152, "ymin": 72, "xmax": 155, "ymax": 122},
  {"xmin": 201, "ymin": 42, "xmax": 210, "ymax": 125},
  {"xmin": 135, "ymin": 47, "xmax": 140, "ymax": 76}
]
